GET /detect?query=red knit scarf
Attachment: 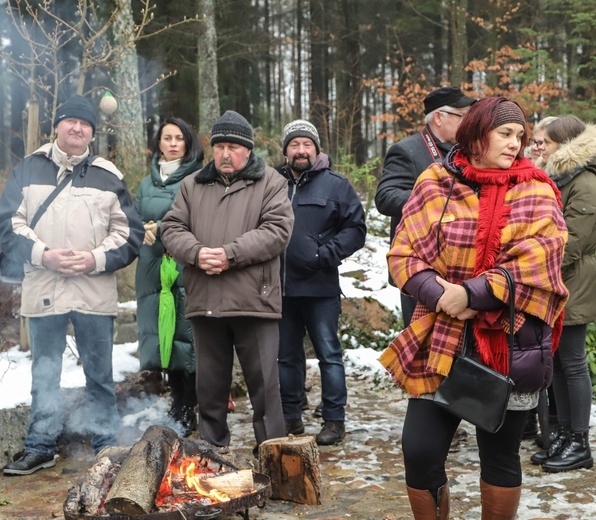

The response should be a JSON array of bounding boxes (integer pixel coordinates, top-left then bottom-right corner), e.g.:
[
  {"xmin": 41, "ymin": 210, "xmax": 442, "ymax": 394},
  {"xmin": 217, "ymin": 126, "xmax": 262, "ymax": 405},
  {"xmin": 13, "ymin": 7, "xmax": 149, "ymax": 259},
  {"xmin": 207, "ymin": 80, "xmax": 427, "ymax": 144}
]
[{"xmin": 454, "ymin": 152, "xmax": 564, "ymax": 373}]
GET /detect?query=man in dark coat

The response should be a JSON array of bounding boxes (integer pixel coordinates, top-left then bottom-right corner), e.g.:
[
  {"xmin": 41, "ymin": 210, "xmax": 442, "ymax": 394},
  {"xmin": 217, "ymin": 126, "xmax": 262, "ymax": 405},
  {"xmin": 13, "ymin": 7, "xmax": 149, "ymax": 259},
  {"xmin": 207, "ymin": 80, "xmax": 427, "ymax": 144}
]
[
  {"xmin": 374, "ymin": 86, "xmax": 476, "ymax": 327},
  {"xmin": 277, "ymin": 120, "xmax": 366, "ymax": 445}
]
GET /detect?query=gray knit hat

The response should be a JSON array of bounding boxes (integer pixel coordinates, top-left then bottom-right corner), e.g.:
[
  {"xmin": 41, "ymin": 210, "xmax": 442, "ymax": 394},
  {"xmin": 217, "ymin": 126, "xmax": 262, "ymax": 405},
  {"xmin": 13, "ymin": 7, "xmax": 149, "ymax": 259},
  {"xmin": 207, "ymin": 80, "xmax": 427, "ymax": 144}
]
[
  {"xmin": 53, "ymin": 95, "xmax": 97, "ymax": 134},
  {"xmin": 282, "ymin": 119, "xmax": 321, "ymax": 155},
  {"xmin": 210, "ymin": 110, "xmax": 254, "ymax": 149}
]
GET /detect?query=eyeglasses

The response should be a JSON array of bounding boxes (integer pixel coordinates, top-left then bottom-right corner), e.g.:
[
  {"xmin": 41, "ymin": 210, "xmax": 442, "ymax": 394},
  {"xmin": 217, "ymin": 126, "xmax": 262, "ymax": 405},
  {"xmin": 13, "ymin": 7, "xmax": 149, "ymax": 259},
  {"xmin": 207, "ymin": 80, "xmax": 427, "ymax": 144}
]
[
  {"xmin": 439, "ymin": 110, "xmax": 464, "ymax": 119},
  {"xmin": 529, "ymin": 139, "xmax": 546, "ymax": 147}
]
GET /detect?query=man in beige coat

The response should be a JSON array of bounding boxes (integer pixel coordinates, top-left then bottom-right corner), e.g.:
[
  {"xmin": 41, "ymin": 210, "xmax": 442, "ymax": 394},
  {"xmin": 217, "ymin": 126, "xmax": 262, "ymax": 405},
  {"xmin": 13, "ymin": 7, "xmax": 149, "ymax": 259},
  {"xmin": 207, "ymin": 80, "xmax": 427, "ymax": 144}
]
[
  {"xmin": 1, "ymin": 95, "xmax": 144, "ymax": 476},
  {"xmin": 161, "ymin": 111, "xmax": 294, "ymax": 456}
]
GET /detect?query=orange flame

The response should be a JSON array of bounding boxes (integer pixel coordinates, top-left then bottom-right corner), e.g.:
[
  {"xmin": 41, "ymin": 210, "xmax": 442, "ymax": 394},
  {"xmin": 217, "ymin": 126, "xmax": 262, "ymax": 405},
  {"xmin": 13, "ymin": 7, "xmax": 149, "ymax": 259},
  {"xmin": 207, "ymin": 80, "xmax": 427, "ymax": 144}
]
[
  {"xmin": 155, "ymin": 453, "xmax": 232, "ymax": 507},
  {"xmin": 179, "ymin": 460, "xmax": 231, "ymax": 502}
]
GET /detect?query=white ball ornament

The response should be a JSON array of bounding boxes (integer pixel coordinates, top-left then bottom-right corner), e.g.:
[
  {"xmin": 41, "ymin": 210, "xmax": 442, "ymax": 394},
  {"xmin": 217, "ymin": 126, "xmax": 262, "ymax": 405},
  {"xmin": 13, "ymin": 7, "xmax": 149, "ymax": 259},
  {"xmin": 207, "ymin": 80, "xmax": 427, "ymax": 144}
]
[{"xmin": 99, "ymin": 92, "xmax": 118, "ymax": 115}]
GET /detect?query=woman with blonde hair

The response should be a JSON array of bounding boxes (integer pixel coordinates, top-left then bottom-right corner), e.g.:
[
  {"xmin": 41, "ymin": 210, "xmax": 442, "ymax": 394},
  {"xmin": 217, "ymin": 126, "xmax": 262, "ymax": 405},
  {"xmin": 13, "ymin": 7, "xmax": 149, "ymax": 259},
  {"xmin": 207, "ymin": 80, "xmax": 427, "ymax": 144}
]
[{"xmin": 527, "ymin": 115, "xmax": 558, "ymax": 163}]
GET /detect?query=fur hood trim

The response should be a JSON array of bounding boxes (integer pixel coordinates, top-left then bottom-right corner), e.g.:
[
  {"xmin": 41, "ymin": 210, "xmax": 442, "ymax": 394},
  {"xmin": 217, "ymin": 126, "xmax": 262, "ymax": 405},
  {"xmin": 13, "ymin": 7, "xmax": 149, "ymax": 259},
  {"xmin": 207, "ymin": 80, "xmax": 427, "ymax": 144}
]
[{"xmin": 541, "ymin": 124, "xmax": 596, "ymax": 181}]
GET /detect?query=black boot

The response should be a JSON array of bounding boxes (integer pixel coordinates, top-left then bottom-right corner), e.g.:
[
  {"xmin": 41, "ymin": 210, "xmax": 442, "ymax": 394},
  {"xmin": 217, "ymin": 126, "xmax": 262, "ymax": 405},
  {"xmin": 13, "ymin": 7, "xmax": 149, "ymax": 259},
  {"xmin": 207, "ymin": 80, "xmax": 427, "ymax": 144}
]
[
  {"xmin": 543, "ymin": 431, "xmax": 593, "ymax": 473},
  {"xmin": 179, "ymin": 405, "xmax": 197, "ymax": 437},
  {"xmin": 530, "ymin": 425, "xmax": 569, "ymax": 465},
  {"xmin": 523, "ymin": 409, "xmax": 538, "ymax": 440}
]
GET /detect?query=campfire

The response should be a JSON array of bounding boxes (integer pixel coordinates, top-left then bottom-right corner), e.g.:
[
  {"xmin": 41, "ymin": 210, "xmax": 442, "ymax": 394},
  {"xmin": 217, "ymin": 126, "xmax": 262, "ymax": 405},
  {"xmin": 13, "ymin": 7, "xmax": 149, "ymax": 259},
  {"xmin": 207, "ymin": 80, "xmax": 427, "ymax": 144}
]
[
  {"xmin": 63, "ymin": 425, "xmax": 271, "ymax": 520},
  {"xmin": 155, "ymin": 449, "xmax": 255, "ymax": 508}
]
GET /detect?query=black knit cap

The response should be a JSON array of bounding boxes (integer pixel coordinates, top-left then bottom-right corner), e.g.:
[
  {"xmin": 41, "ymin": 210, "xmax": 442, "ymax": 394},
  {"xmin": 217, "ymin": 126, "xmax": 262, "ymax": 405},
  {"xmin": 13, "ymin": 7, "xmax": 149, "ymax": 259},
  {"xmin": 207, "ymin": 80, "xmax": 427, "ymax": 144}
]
[
  {"xmin": 423, "ymin": 86, "xmax": 476, "ymax": 115},
  {"xmin": 53, "ymin": 95, "xmax": 97, "ymax": 134},
  {"xmin": 210, "ymin": 110, "xmax": 254, "ymax": 150}
]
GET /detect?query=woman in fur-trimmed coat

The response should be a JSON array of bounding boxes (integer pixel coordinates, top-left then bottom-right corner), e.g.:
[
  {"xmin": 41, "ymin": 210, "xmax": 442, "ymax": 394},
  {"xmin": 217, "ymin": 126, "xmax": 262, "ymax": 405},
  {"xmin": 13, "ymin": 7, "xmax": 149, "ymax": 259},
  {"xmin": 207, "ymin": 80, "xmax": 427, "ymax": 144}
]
[{"xmin": 531, "ymin": 116, "xmax": 596, "ymax": 473}]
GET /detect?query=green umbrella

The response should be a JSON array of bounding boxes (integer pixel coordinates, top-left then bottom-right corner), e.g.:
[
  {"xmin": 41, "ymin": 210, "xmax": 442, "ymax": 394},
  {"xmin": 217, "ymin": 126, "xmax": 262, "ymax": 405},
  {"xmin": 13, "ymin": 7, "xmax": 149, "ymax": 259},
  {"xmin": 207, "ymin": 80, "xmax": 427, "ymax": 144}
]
[{"xmin": 158, "ymin": 255, "xmax": 180, "ymax": 369}]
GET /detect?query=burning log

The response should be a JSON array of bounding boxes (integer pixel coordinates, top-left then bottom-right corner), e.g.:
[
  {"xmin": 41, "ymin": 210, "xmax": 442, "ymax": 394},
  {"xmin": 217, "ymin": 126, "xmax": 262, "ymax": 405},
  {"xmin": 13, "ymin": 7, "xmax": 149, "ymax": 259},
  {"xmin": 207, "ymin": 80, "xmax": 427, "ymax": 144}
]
[
  {"xmin": 258, "ymin": 435, "xmax": 322, "ymax": 505},
  {"xmin": 197, "ymin": 468, "xmax": 254, "ymax": 497},
  {"xmin": 104, "ymin": 425, "xmax": 179, "ymax": 515},
  {"xmin": 64, "ymin": 447, "xmax": 131, "ymax": 516}
]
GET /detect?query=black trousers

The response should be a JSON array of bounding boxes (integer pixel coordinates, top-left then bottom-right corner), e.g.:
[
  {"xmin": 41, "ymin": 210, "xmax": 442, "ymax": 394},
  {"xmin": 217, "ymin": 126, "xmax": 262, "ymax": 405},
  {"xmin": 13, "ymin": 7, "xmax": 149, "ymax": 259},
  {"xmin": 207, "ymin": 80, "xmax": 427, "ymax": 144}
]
[
  {"xmin": 190, "ymin": 316, "xmax": 285, "ymax": 448},
  {"xmin": 402, "ymin": 398, "xmax": 528, "ymax": 492}
]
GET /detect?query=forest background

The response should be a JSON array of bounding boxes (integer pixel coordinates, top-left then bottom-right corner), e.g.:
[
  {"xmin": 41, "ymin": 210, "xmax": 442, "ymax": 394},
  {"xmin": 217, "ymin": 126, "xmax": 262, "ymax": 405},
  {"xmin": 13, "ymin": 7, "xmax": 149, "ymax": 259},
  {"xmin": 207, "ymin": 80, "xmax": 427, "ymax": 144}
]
[{"xmin": 0, "ymin": 0, "xmax": 595, "ymax": 391}]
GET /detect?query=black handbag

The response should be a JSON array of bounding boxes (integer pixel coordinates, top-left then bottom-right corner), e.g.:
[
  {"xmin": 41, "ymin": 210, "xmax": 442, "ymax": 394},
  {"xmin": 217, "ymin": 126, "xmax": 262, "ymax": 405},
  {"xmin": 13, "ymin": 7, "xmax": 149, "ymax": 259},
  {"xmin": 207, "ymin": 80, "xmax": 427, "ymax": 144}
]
[{"xmin": 433, "ymin": 267, "xmax": 516, "ymax": 433}]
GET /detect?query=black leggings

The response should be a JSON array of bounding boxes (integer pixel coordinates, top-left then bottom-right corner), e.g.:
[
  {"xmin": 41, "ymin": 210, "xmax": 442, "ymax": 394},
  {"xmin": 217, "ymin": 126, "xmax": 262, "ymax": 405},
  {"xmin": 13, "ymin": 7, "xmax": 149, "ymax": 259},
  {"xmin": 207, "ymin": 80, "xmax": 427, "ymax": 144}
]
[{"xmin": 402, "ymin": 398, "xmax": 528, "ymax": 494}]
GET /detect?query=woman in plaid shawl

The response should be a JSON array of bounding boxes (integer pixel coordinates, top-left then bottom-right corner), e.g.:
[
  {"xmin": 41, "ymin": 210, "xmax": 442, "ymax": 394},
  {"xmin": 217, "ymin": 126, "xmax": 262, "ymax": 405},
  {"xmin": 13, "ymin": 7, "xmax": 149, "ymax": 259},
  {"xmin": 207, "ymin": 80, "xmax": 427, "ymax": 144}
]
[{"xmin": 379, "ymin": 97, "xmax": 568, "ymax": 518}]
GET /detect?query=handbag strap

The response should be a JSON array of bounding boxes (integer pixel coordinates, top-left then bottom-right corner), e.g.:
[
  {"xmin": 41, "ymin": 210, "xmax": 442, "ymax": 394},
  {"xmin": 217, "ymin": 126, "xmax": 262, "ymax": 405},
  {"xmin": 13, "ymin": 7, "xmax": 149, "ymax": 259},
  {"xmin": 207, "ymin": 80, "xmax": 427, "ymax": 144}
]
[
  {"xmin": 30, "ymin": 154, "xmax": 95, "ymax": 230},
  {"xmin": 495, "ymin": 266, "xmax": 516, "ymax": 351},
  {"xmin": 460, "ymin": 266, "xmax": 516, "ymax": 373}
]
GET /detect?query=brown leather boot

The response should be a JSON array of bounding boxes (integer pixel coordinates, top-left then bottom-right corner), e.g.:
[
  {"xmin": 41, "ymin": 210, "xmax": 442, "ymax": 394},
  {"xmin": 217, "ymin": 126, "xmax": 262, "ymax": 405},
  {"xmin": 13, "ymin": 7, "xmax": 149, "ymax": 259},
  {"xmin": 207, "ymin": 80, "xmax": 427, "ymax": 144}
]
[
  {"xmin": 480, "ymin": 480, "xmax": 521, "ymax": 519},
  {"xmin": 406, "ymin": 483, "xmax": 450, "ymax": 519}
]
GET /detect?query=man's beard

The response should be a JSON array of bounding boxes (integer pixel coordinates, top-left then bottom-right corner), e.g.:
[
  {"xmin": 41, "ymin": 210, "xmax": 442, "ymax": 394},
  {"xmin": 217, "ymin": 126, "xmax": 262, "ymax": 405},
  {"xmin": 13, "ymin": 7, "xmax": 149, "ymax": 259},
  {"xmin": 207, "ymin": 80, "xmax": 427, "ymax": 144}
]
[{"xmin": 290, "ymin": 155, "xmax": 312, "ymax": 173}]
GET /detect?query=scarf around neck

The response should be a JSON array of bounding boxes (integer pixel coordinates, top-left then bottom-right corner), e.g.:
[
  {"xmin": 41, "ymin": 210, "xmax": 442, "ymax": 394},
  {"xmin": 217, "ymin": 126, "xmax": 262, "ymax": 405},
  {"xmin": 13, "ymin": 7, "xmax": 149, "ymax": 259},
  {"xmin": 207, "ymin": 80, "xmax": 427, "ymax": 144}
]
[{"xmin": 454, "ymin": 152, "xmax": 564, "ymax": 373}]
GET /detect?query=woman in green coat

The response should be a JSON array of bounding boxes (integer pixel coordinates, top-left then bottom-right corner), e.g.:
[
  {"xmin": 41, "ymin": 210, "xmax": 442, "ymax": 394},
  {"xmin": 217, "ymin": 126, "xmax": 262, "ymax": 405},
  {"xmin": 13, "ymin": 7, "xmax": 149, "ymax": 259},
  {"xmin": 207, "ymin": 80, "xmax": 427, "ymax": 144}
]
[
  {"xmin": 531, "ymin": 115, "xmax": 596, "ymax": 472},
  {"xmin": 135, "ymin": 118, "xmax": 203, "ymax": 436}
]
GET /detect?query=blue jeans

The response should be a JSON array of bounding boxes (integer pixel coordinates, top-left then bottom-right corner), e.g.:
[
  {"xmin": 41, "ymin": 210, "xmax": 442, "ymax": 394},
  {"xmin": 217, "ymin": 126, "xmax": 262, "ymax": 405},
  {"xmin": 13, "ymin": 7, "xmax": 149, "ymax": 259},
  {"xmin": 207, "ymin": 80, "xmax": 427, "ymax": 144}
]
[
  {"xmin": 26, "ymin": 312, "xmax": 118, "ymax": 456},
  {"xmin": 278, "ymin": 296, "xmax": 346, "ymax": 421}
]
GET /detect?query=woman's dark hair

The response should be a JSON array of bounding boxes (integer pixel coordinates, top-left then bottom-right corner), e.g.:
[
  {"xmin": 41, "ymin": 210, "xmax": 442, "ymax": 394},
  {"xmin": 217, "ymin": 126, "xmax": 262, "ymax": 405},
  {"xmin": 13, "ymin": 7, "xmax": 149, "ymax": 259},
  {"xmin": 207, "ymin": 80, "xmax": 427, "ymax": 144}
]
[
  {"xmin": 152, "ymin": 118, "xmax": 204, "ymax": 164},
  {"xmin": 456, "ymin": 97, "xmax": 528, "ymax": 161},
  {"xmin": 544, "ymin": 115, "xmax": 586, "ymax": 145}
]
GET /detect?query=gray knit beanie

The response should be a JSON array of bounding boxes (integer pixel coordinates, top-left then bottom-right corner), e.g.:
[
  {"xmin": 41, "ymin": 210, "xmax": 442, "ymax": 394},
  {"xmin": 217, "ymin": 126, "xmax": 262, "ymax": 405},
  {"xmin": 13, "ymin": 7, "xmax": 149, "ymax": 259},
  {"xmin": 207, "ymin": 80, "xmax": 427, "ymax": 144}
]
[
  {"xmin": 53, "ymin": 95, "xmax": 97, "ymax": 134},
  {"xmin": 282, "ymin": 119, "xmax": 321, "ymax": 155},
  {"xmin": 491, "ymin": 101, "xmax": 526, "ymax": 130},
  {"xmin": 210, "ymin": 110, "xmax": 254, "ymax": 149}
]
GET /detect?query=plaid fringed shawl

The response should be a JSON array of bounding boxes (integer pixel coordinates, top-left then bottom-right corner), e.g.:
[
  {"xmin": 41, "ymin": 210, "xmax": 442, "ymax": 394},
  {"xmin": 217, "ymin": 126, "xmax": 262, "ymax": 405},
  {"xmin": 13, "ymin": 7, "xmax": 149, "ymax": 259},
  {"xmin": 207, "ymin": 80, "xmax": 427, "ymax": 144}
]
[{"xmin": 379, "ymin": 152, "xmax": 569, "ymax": 397}]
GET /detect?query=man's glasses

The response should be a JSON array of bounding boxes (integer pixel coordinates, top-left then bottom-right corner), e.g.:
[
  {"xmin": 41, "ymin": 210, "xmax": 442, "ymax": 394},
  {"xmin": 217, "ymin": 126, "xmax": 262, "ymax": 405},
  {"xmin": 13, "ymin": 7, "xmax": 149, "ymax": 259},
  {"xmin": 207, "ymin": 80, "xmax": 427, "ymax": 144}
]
[
  {"xmin": 529, "ymin": 139, "xmax": 545, "ymax": 147},
  {"xmin": 439, "ymin": 110, "xmax": 464, "ymax": 118}
]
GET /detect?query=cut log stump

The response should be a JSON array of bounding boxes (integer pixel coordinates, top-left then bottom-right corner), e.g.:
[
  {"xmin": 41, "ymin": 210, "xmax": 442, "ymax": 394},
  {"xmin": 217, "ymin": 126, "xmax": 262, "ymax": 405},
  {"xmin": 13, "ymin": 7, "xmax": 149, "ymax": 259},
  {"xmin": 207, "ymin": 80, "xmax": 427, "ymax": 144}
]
[{"xmin": 258, "ymin": 435, "xmax": 321, "ymax": 505}]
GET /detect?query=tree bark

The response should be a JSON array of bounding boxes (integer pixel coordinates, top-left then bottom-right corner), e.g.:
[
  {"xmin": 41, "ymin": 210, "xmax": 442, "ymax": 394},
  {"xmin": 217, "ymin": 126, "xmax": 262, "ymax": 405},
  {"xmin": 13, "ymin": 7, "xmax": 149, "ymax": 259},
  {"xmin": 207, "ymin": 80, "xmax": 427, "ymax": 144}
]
[
  {"xmin": 111, "ymin": 0, "xmax": 147, "ymax": 180},
  {"xmin": 309, "ymin": 0, "xmax": 330, "ymax": 151},
  {"xmin": 449, "ymin": 0, "xmax": 468, "ymax": 86},
  {"xmin": 197, "ymin": 0, "xmax": 220, "ymax": 134}
]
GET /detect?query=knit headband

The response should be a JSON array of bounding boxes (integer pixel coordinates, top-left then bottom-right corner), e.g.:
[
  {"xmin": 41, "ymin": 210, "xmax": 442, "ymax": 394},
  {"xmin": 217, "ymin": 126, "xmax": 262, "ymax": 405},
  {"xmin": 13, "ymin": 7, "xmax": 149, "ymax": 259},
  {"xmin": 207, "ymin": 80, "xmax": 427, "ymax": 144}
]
[{"xmin": 492, "ymin": 101, "xmax": 526, "ymax": 130}]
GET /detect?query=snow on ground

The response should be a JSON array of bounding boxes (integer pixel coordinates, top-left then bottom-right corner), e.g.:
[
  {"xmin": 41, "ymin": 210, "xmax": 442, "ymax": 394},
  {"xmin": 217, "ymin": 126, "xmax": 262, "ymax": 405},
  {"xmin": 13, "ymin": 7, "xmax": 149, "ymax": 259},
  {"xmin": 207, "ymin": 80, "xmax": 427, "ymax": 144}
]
[{"xmin": 1, "ymin": 210, "xmax": 595, "ymax": 519}]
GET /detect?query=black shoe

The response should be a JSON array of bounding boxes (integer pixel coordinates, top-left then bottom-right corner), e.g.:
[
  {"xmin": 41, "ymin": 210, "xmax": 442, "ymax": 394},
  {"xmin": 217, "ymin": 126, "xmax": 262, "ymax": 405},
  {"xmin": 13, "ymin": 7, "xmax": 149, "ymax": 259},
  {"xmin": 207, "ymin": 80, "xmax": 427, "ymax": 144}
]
[
  {"xmin": 535, "ymin": 428, "xmax": 558, "ymax": 449},
  {"xmin": 3, "ymin": 452, "xmax": 57, "ymax": 476},
  {"xmin": 179, "ymin": 406, "xmax": 197, "ymax": 437},
  {"xmin": 316, "ymin": 420, "xmax": 345, "ymax": 445},
  {"xmin": 313, "ymin": 401, "xmax": 323, "ymax": 418},
  {"xmin": 531, "ymin": 426, "xmax": 569, "ymax": 465},
  {"xmin": 543, "ymin": 431, "xmax": 593, "ymax": 473},
  {"xmin": 285, "ymin": 418, "xmax": 305, "ymax": 435}
]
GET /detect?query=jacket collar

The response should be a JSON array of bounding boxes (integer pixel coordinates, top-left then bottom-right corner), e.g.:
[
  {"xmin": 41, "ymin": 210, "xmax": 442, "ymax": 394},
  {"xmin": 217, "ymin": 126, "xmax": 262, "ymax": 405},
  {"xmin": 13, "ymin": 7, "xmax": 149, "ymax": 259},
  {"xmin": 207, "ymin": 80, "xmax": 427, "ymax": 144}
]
[
  {"xmin": 278, "ymin": 152, "xmax": 330, "ymax": 182},
  {"xmin": 151, "ymin": 154, "xmax": 202, "ymax": 185},
  {"xmin": 194, "ymin": 152, "xmax": 265, "ymax": 184}
]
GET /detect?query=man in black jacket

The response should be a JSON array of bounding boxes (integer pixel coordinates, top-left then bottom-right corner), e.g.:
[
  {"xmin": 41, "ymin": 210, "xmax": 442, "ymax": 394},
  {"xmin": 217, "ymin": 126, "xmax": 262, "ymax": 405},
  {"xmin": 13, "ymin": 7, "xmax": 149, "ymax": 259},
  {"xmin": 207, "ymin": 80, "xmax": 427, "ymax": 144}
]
[
  {"xmin": 277, "ymin": 120, "xmax": 366, "ymax": 445},
  {"xmin": 374, "ymin": 86, "xmax": 476, "ymax": 327}
]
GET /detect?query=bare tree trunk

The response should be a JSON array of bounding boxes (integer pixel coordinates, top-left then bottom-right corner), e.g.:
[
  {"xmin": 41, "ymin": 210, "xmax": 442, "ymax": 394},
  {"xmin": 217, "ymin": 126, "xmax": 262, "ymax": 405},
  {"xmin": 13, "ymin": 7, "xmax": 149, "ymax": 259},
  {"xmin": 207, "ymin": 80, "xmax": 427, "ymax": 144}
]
[
  {"xmin": 111, "ymin": 0, "xmax": 146, "ymax": 179},
  {"xmin": 309, "ymin": 0, "xmax": 330, "ymax": 151},
  {"xmin": 293, "ymin": 0, "xmax": 303, "ymax": 118},
  {"xmin": 197, "ymin": 0, "xmax": 220, "ymax": 134},
  {"xmin": 449, "ymin": 0, "xmax": 468, "ymax": 86}
]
